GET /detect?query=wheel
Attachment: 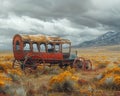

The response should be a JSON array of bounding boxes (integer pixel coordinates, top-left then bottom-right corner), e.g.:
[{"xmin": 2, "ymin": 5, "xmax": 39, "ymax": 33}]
[
  {"xmin": 75, "ymin": 60, "xmax": 83, "ymax": 69},
  {"xmin": 84, "ymin": 60, "xmax": 92, "ymax": 70}
]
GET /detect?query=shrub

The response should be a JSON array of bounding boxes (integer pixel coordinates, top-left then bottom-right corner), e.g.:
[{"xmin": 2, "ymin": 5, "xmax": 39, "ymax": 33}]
[
  {"xmin": 96, "ymin": 73, "xmax": 104, "ymax": 80},
  {"xmin": 51, "ymin": 79, "xmax": 75, "ymax": 92},
  {"xmin": 49, "ymin": 71, "xmax": 78, "ymax": 92},
  {"xmin": 97, "ymin": 66, "xmax": 120, "ymax": 90},
  {"xmin": 78, "ymin": 79, "xmax": 88, "ymax": 86},
  {"xmin": 36, "ymin": 66, "xmax": 62, "ymax": 75},
  {"xmin": 97, "ymin": 63, "xmax": 107, "ymax": 69},
  {"xmin": 7, "ymin": 74, "xmax": 20, "ymax": 82},
  {"xmin": 4, "ymin": 85, "xmax": 26, "ymax": 96}
]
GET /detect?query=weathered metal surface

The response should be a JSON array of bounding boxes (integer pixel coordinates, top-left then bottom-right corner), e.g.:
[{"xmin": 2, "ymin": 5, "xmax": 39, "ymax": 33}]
[
  {"xmin": 15, "ymin": 34, "xmax": 71, "ymax": 44},
  {"xmin": 12, "ymin": 34, "xmax": 92, "ymax": 71},
  {"xmin": 13, "ymin": 34, "xmax": 73, "ymax": 69}
]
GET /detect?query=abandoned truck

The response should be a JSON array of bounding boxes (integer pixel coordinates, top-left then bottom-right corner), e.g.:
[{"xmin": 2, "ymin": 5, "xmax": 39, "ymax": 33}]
[{"xmin": 12, "ymin": 34, "xmax": 92, "ymax": 70}]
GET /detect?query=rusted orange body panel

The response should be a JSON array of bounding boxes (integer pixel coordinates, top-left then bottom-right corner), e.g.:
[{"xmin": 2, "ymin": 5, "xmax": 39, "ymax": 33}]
[
  {"xmin": 13, "ymin": 34, "xmax": 72, "ymax": 65},
  {"xmin": 14, "ymin": 51, "xmax": 63, "ymax": 61}
]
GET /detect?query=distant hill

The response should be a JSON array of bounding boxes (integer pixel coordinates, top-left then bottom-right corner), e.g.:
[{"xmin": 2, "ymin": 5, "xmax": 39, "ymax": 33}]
[{"xmin": 77, "ymin": 32, "xmax": 120, "ymax": 47}]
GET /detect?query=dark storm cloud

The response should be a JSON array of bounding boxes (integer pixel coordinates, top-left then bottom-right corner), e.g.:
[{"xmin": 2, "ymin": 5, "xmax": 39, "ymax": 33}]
[
  {"xmin": 84, "ymin": 0, "xmax": 120, "ymax": 29},
  {"xmin": 11, "ymin": 0, "xmax": 92, "ymax": 19},
  {"xmin": 0, "ymin": 0, "xmax": 120, "ymax": 50}
]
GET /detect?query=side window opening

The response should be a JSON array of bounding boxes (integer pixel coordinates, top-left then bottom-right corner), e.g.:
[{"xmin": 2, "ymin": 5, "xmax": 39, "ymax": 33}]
[
  {"xmin": 40, "ymin": 43, "xmax": 46, "ymax": 52},
  {"xmin": 16, "ymin": 41, "xmax": 20, "ymax": 50},
  {"xmin": 55, "ymin": 44, "xmax": 60, "ymax": 52},
  {"xmin": 62, "ymin": 44, "xmax": 70, "ymax": 59},
  {"xmin": 47, "ymin": 43, "xmax": 54, "ymax": 53},
  {"xmin": 62, "ymin": 44, "xmax": 70, "ymax": 53},
  {"xmin": 33, "ymin": 43, "xmax": 39, "ymax": 52},
  {"xmin": 24, "ymin": 43, "xmax": 30, "ymax": 51}
]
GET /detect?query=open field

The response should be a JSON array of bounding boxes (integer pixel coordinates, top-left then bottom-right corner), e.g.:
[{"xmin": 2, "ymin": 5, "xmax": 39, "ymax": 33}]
[{"xmin": 0, "ymin": 45, "xmax": 120, "ymax": 96}]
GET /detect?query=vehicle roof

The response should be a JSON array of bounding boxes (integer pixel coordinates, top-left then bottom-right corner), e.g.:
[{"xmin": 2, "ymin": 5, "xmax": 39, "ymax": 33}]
[{"xmin": 15, "ymin": 34, "xmax": 71, "ymax": 44}]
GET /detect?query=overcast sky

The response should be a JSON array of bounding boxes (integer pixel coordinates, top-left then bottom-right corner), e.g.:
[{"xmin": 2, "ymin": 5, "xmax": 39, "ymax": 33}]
[{"xmin": 0, "ymin": 0, "xmax": 120, "ymax": 50}]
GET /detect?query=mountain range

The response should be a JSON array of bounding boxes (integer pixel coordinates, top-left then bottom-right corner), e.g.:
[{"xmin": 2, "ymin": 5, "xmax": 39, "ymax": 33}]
[{"xmin": 77, "ymin": 32, "xmax": 120, "ymax": 48}]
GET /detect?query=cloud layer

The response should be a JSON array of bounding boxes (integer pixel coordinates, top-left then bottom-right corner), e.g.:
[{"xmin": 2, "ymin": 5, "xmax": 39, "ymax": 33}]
[{"xmin": 0, "ymin": 0, "xmax": 120, "ymax": 50}]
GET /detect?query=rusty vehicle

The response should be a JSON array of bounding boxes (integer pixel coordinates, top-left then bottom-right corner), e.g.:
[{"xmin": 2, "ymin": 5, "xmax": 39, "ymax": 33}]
[{"xmin": 13, "ymin": 34, "xmax": 92, "ymax": 70}]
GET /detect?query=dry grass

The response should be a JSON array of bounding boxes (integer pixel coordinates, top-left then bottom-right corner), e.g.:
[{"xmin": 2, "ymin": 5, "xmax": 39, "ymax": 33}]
[{"xmin": 0, "ymin": 45, "xmax": 120, "ymax": 96}]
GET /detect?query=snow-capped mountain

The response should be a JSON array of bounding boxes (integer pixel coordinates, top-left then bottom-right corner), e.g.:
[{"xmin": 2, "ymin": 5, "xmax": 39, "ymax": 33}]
[{"xmin": 78, "ymin": 32, "xmax": 120, "ymax": 47}]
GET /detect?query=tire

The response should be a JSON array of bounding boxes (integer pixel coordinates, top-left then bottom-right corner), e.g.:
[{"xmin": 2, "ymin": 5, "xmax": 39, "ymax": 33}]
[{"xmin": 75, "ymin": 60, "xmax": 83, "ymax": 69}]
